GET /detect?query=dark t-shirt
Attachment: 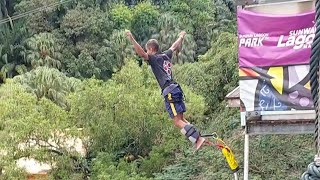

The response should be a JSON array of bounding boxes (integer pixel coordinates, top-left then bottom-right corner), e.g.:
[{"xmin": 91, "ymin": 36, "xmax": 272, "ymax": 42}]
[{"xmin": 148, "ymin": 50, "xmax": 174, "ymax": 90}]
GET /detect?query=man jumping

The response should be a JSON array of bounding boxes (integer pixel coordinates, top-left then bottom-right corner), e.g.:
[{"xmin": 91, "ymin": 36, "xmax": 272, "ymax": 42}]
[{"xmin": 125, "ymin": 30, "xmax": 206, "ymax": 150}]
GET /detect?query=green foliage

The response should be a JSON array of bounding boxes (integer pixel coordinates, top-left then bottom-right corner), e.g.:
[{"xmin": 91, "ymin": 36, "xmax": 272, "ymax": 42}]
[
  {"xmin": 0, "ymin": 1, "xmax": 314, "ymax": 180},
  {"xmin": 214, "ymin": 0, "xmax": 236, "ymax": 32},
  {"xmin": 61, "ymin": 4, "xmax": 112, "ymax": 40},
  {"xmin": 69, "ymin": 60, "xmax": 204, "ymax": 154},
  {"xmin": 0, "ymin": 22, "xmax": 28, "ymax": 82},
  {"xmin": 15, "ymin": 0, "xmax": 61, "ymax": 34},
  {"xmin": 138, "ymin": 132, "xmax": 184, "ymax": 178},
  {"xmin": 13, "ymin": 66, "xmax": 80, "ymax": 109},
  {"xmin": 174, "ymin": 32, "xmax": 238, "ymax": 112},
  {"xmin": 24, "ymin": 32, "xmax": 63, "ymax": 69},
  {"xmin": 165, "ymin": 0, "xmax": 216, "ymax": 56},
  {"xmin": 91, "ymin": 152, "xmax": 149, "ymax": 180},
  {"xmin": 65, "ymin": 50, "xmax": 101, "ymax": 79},
  {"xmin": 0, "ymin": 162, "xmax": 27, "ymax": 179},
  {"xmin": 111, "ymin": 4, "xmax": 133, "ymax": 30},
  {"xmin": 151, "ymin": 13, "xmax": 197, "ymax": 64},
  {"xmin": 131, "ymin": 2, "xmax": 159, "ymax": 43},
  {"xmin": 63, "ymin": 30, "xmax": 135, "ymax": 80},
  {"xmin": 0, "ymin": 44, "xmax": 25, "ymax": 81},
  {"xmin": 151, "ymin": 13, "xmax": 181, "ymax": 50},
  {"xmin": 0, "ymin": 80, "xmax": 84, "ymax": 179},
  {"xmin": 105, "ymin": 30, "xmax": 135, "ymax": 70},
  {"xmin": 72, "ymin": 0, "xmax": 120, "ymax": 8},
  {"xmin": 200, "ymin": 32, "xmax": 238, "ymax": 94},
  {"xmin": 6, "ymin": 0, "xmax": 237, "ymax": 78},
  {"xmin": 213, "ymin": 133, "xmax": 314, "ymax": 180},
  {"xmin": 154, "ymin": 150, "xmax": 214, "ymax": 179},
  {"xmin": 68, "ymin": 60, "xmax": 204, "ymax": 178}
]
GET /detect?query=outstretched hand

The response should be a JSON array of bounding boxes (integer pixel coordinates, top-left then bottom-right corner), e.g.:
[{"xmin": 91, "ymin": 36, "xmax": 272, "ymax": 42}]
[
  {"xmin": 169, "ymin": 31, "xmax": 187, "ymax": 52},
  {"xmin": 125, "ymin": 30, "xmax": 133, "ymax": 39},
  {"xmin": 179, "ymin": 31, "xmax": 186, "ymax": 39},
  {"xmin": 124, "ymin": 30, "xmax": 148, "ymax": 60}
]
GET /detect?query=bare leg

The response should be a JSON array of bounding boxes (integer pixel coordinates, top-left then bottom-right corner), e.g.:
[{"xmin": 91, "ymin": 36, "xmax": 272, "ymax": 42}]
[
  {"xmin": 173, "ymin": 113, "xmax": 205, "ymax": 150},
  {"xmin": 173, "ymin": 113, "xmax": 188, "ymax": 129},
  {"xmin": 182, "ymin": 118, "xmax": 190, "ymax": 124},
  {"xmin": 178, "ymin": 112, "xmax": 190, "ymax": 124}
]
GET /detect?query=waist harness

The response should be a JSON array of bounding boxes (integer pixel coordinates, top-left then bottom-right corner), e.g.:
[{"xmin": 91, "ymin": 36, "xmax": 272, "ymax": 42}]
[
  {"xmin": 163, "ymin": 83, "xmax": 186, "ymax": 103},
  {"xmin": 162, "ymin": 82, "xmax": 178, "ymax": 96},
  {"xmin": 166, "ymin": 92, "xmax": 184, "ymax": 103}
]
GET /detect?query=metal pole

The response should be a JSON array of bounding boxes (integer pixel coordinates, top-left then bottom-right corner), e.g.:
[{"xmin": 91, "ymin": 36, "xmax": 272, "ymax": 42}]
[
  {"xmin": 234, "ymin": 172, "xmax": 239, "ymax": 180},
  {"xmin": 244, "ymin": 131, "xmax": 249, "ymax": 180}
]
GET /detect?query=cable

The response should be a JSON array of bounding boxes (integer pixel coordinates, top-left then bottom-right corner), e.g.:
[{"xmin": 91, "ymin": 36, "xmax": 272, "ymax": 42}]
[
  {"xmin": 301, "ymin": 0, "xmax": 320, "ymax": 178},
  {"xmin": 310, "ymin": 0, "xmax": 320, "ymax": 158},
  {"xmin": 0, "ymin": 0, "xmax": 72, "ymax": 25}
]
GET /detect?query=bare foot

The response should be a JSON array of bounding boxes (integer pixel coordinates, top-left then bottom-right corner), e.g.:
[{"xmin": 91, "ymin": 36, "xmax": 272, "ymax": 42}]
[{"xmin": 195, "ymin": 137, "xmax": 206, "ymax": 151}]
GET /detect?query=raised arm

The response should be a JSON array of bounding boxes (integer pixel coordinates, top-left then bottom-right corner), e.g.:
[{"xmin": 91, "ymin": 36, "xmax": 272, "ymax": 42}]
[
  {"xmin": 125, "ymin": 30, "xmax": 148, "ymax": 60},
  {"xmin": 169, "ymin": 31, "xmax": 186, "ymax": 52}
]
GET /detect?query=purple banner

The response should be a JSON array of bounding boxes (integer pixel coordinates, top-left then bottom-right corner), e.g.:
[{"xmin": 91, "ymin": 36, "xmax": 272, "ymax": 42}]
[{"xmin": 238, "ymin": 9, "xmax": 315, "ymax": 68}]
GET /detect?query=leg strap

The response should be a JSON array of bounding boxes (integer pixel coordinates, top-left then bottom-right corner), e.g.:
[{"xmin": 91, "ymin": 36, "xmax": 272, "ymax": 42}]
[{"xmin": 180, "ymin": 124, "xmax": 200, "ymax": 144}]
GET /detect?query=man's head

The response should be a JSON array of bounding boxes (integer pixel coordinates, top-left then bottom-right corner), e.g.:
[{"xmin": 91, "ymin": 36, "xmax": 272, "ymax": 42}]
[{"xmin": 145, "ymin": 39, "xmax": 159, "ymax": 55}]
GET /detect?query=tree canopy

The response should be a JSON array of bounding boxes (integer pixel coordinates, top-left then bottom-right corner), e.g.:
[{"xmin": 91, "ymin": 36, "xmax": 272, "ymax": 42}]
[{"xmin": 0, "ymin": 0, "xmax": 314, "ymax": 179}]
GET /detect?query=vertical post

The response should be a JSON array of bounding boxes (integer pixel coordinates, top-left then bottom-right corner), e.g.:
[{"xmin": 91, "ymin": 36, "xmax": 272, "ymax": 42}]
[
  {"xmin": 244, "ymin": 131, "xmax": 249, "ymax": 180},
  {"xmin": 234, "ymin": 172, "xmax": 239, "ymax": 180}
]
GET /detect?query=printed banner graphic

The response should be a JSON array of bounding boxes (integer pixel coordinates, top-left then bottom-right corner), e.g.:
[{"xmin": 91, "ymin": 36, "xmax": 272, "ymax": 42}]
[{"xmin": 237, "ymin": 10, "xmax": 314, "ymax": 111}]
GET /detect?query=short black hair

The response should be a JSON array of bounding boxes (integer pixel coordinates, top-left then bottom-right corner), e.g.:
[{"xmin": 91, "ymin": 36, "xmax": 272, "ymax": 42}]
[{"xmin": 146, "ymin": 39, "xmax": 159, "ymax": 52}]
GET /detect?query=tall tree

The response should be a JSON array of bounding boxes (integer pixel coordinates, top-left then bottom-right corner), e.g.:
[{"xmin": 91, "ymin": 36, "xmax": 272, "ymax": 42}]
[
  {"xmin": 24, "ymin": 32, "xmax": 63, "ymax": 69},
  {"xmin": 0, "ymin": 81, "xmax": 86, "ymax": 179},
  {"xmin": 61, "ymin": 4, "xmax": 112, "ymax": 44},
  {"xmin": 131, "ymin": 2, "xmax": 159, "ymax": 43},
  {"xmin": 64, "ymin": 50, "xmax": 101, "ymax": 79},
  {"xmin": 174, "ymin": 32, "xmax": 238, "ymax": 113},
  {"xmin": 111, "ymin": 4, "xmax": 133, "ymax": 30},
  {"xmin": 151, "ymin": 13, "xmax": 197, "ymax": 64},
  {"xmin": 63, "ymin": 30, "xmax": 135, "ymax": 80},
  {"xmin": 15, "ymin": 0, "xmax": 61, "ymax": 34},
  {"xmin": 0, "ymin": 22, "xmax": 28, "ymax": 82},
  {"xmin": 69, "ymin": 60, "xmax": 205, "ymax": 178},
  {"xmin": 13, "ymin": 66, "xmax": 79, "ymax": 109},
  {"xmin": 162, "ymin": 0, "xmax": 216, "ymax": 56}
]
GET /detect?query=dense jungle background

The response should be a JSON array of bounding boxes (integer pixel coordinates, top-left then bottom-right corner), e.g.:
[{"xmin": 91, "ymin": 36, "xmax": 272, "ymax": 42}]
[{"xmin": 0, "ymin": 0, "xmax": 313, "ymax": 179}]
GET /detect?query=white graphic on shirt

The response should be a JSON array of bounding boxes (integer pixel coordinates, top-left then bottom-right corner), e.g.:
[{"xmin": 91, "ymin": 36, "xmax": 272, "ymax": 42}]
[{"xmin": 163, "ymin": 60, "xmax": 172, "ymax": 79}]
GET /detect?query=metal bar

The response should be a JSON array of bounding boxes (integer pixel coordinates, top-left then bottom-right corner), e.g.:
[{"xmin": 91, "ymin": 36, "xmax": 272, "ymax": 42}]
[
  {"xmin": 259, "ymin": 110, "xmax": 314, "ymax": 115},
  {"xmin": 247, "ymin": 123, "xmax": 315, "ymax": 135},
  {"xmin": 243, "ymin": 0, "xmax": 315, "ymax": 15},
  {"xmin": 246, "ymin": 0, "xmax": 313, "ymax": 7},
  {"xmin": 234, "ymin": 172, "xmax": 239, "ymax": 180},
  {"xmin": 201, "ymin": 134, "xmax": 214, "ymax": 137},
  {"xmin": 261, "ymin": 114, "xmax": 316, "ymax": 120},
  {"xmin": 247, "ymin": 119, "xmax": 315, "ymax": 124},
  {"xmin": 244, "ymin": 132, "xmax": 249, "ymax": 180},
  {"xmin": 240, "ymin": 0, "xmax": 313, "ymax": 7}
]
